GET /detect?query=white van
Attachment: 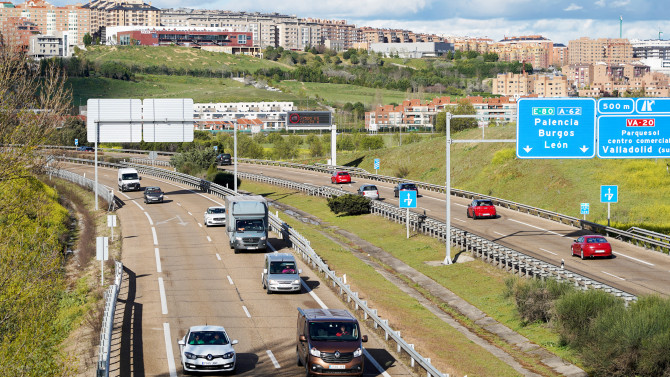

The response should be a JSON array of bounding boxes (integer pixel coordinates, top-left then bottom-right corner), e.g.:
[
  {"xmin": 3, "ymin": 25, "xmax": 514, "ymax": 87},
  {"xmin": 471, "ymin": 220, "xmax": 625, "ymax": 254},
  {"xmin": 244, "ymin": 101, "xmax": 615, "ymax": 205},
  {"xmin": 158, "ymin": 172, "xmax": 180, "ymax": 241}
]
[{"xmin": 118, "ymin": 168, "xmax": 141, "ymax": 192}]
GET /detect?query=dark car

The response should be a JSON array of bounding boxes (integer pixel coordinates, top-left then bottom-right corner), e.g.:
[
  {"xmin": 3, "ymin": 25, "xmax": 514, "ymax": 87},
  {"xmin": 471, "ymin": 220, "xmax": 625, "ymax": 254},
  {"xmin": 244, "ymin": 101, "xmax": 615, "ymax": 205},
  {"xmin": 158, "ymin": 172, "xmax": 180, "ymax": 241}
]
[
  {"xmin": 571, "ymin": 235, "xmax": 613, "ymax": 259},
  {"xmin": 393, "ymin": 182, "xmax": 418, "ymax": 198},
  {"xmin": 143, "ymin": 186, "xmax": 164, "ymax": 204},
  {"xmin": 216, "ymin": 153, "xmax": 232, "ymax": 166},
  {"xmin": 466, "ymin": 199, "xmax": 497, "ymax": 219},
  {"xmin": 77, "ymin": 146, "xmax": 94, "ymax": 152}
]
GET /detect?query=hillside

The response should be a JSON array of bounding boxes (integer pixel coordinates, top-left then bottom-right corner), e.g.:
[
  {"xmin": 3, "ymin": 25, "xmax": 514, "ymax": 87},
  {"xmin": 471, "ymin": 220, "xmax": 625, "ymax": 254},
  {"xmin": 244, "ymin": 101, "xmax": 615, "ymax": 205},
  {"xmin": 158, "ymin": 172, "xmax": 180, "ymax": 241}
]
[{"xmin": 323, "ymin": 126, "xmax": 670, "ymax": 232}]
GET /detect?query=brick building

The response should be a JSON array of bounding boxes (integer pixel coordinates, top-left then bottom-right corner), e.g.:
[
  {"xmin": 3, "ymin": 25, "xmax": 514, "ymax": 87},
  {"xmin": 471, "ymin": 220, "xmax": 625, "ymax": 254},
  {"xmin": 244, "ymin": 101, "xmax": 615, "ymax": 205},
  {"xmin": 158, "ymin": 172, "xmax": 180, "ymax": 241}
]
[
  {"xmin": 0, "ymin": 0, "xmax": 90, "ymax": 45},
  {"xmin": 568, "ymin": 37, "xmax": 634, "ymax": 65}
]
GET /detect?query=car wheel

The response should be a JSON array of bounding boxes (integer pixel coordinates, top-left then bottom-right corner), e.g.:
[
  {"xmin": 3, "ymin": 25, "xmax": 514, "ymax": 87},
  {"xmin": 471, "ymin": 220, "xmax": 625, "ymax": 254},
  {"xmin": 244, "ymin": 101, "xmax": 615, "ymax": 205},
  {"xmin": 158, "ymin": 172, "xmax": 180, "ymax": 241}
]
[
  {"xmin": 580, "ymin": 249, "xmax": 585, "ymax": 260},
  {"xmin": 266, "ymin": 285, "xmax": 272, "ymax": 294},
  {"xmin": 234, "ymin": 248, "xmax": 239, "ymax": 254},
  {"xmin": 296, "ymin": 347, "xmax": 303, "ymax": 366},
  {"xmin": 466, "ymin": 210, "xmax": 470, "ymax": 218},
  {"xmin": 305, "ymin": 363, "xmax": 312, "ymax": 377}
]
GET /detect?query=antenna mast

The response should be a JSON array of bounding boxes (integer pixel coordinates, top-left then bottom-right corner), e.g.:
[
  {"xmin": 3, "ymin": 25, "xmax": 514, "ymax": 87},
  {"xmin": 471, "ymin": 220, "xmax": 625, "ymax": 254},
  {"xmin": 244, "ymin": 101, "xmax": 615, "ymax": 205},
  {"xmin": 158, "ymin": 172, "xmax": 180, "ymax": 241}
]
[{"xmin": 619, "ymin": 15, "xmax": 623, "ymax": 38}]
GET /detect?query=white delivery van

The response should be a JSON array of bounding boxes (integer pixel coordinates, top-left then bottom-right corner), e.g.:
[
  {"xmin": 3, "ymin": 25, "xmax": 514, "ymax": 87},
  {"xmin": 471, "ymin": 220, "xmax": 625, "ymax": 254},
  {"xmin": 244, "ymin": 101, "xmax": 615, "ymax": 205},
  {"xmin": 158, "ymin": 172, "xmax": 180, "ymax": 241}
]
[{"xmin": 118, "ymin": 168, "xmax": 141, "ymax": 192}]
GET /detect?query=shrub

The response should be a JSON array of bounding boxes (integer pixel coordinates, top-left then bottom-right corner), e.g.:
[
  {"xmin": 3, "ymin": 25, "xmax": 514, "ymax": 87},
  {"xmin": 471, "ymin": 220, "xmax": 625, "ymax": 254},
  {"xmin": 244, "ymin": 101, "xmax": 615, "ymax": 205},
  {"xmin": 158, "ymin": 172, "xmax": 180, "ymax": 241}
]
[
  {"xmin": 395, "ymin": 164, "xmax": 410, "ymax": 178},
  {"xmin": 327, "ymin": 194, "xmax": 370, "ymax": 216},
  {"xmin": 491, "ymin": 148, "xmax": 516, "ymax": 165},
  {"xmin": 359, "ymin": 135, "xmax": 384, "ymax": 150},
  {"xmin": 505, "ymin": 277, "xmax": 573, "ymax": 324},
  {"xmin": 209, "ymin": 171, "xmax": 241, "ymax": 190}
]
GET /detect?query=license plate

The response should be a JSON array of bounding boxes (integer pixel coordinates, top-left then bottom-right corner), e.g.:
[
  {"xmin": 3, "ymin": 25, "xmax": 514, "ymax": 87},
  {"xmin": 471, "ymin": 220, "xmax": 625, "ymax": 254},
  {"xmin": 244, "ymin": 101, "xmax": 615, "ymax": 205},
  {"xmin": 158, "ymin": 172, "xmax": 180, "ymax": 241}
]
[
  {"xmin": 247, "ymin": 246, "xmax": 258, "ymax": 250},
  {"xmin": 482, "ymin": 213, "xmax": 491, "ymax": 216},
  {"xmin": 595, "ymin": 250, "xmax": 605, "ymax": 253},
  {"xmin": 202, "ymin": 361, "xmax": 219, "ymax": 365},
  {"xmin": 329, "ymin": 365, "xmax": 345, "ymax": 369}
]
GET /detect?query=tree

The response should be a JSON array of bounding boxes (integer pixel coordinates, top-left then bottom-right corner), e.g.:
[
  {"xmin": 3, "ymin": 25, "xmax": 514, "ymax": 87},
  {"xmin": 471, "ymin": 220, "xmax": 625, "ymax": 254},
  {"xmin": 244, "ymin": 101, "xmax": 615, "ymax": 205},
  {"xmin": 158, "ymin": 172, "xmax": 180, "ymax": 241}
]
[
  {"xmin": 83, "ymin": 33, "xmax": 92, "ymax": 46},
  {"xmin": 434, "ymin": 100, "xmax": 477, "ymax": 133}
]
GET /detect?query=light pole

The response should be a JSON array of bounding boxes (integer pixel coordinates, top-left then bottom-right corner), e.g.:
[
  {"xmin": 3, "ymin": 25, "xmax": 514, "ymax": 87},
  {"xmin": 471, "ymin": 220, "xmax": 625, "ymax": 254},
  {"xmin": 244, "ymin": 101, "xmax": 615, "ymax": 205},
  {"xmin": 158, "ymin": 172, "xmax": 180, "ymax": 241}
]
[
  {"xmin": 234, "ymin": 122, "xmax": 238, "ymax": 193},
  {"xmin": 444, "ymin": 112, "xmax": 452, "ymax": 265}
]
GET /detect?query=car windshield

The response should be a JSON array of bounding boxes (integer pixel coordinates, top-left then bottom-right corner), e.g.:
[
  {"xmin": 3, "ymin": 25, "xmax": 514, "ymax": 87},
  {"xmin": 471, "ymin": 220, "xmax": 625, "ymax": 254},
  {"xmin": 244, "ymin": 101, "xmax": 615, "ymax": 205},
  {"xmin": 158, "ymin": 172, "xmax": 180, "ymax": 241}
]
[
  {"xmin": 270, "ymin": 261, "xmax": 297, "ymax": 274},
  {"xmin": 338, "ymin": 172, "xmax": 349, "ymax": 176},
  {"xmin": 587, "ymin": 237, "xmax": 608, "ymax": 243},
  {"xmin": 187, "ymin": 331, "xmax": 229, "ymax": 345},
  {"xmin": 146, "ymin": 188, "xmax": 161, "ymax": 194},
  {"xmin": 401, "ymin": 184, "xmax": 416, "ymax": 189},
  {"xmin": 122, "ymin": 173, "xmax": 138, "ymax": 180},
  {"xmin": 236, "ymin": 219, "xmax": 264, "ymax": 232},
  {"xmin": 363, "ymin": 186, "xmax": 377, "ymax": 191},
  {"xmin": 208, "ymin": 208, "xmax": 226, "ymax": 214},
  {"xmin": 308, "ymin": 322, "xmax": 359, "ymax": 341},
  {"xmin": 478, "ymin": 200, "xmax": 493, "ymax": 206}
]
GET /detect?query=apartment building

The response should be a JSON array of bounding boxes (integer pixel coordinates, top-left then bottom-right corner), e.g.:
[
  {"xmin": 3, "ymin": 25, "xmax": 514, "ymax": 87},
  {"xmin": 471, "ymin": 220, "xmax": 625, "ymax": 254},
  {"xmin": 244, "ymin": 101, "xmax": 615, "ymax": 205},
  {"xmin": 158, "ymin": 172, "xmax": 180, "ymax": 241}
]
[
  {"xmin": 303, "ymin": 18, "xmax": 358, "ymax": 50},
  {"xmin": 562, "ymin": 63, "xmax": 593, "ymax": 89},
  {"xmin": 28, "ymin": 32, "xmax": 73, "ymax": 58},
  {"xmin": 194, "ymin": 101, "xmax": 295, "ymax": 131},
  {"xmin": 0, "ymin": 0, "xmax": 90, "ymax": 45},
  {"xmin": 568, "ymin": 37, "xmax": 634, "ymax": 65},
  {"xmin": 491, "ymin": 72, "xmax": 568, "ymax": 97},
  {"xmin": 448, "ymin": 37, "xmax": 493, "ymax": 54},
  {"xmin": 0, "ymin": 14, "xmax": 39, "ymax": 50},
  {"xmin": 84, "ymin": 0, "xmax": 160, "ymax": 36},
  {"xmin": 276, "ymin": 19, "xmax": 321, "ymax": 51},
  {"xmin": 365, "ymin": 96, "xmax": 518, "ymax": 131},
  {"xmin": 573, "ymin": 62, "xmax": 670, "ymax": 97},
  {"xmin": 631, "ymin": 39, "xmax": 670, "ymax": 75},
  {"xmin": 370, "ymin": 42, "xmax": 453, "ymax": 58}
]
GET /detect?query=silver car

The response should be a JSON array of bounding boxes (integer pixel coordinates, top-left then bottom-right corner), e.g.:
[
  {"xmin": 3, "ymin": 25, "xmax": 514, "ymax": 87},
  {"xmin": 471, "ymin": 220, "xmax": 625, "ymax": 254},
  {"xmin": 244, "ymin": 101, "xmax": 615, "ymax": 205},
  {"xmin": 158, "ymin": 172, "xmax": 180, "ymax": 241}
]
[
  {"xmin": 178, "ymin": 325, "xmax": 238, "ymax": 373},
  {"xmin": 262, "ymin": 253, "xmax": 302, "ymax": 294},
  {"xmin": 204, "ymin": 206, "xmax": 226, "ymax": 227},
  {"xmin": 357, "ymin": 184, "xmax": 379, "ymax": 200}
]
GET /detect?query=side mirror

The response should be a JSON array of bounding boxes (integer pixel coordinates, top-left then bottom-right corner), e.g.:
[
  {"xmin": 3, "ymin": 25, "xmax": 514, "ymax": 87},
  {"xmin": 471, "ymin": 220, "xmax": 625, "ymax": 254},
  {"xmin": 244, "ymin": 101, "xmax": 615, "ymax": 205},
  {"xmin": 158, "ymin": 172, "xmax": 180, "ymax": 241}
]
[
  {"xmin": 139, "ymin": 177, "xmax": 142, "ymax": 180},
  {"xmin": 361, "ymin": 335, "xmax": 368, "ymax": 343},
  {"xmin": 573, "ymin": 240, "xmax": 578, "ymax": 243},
  {"xmin": 299, "ymin": 335, "xmax": 307, "ymax": 342},
  {"xmin": 263, "ymin": 268, "xmax": 267, "ymax": 274},
  {"xmin": 178, "ymin": 339, "xmax": 185, "ymax": 346},
  {"xmin": 298, "ymin": 269, "xmax": 302, "ymax": 274},
  {"xmin": 231, "ymin": 340, "xmax": 238, "ymax": 345}
]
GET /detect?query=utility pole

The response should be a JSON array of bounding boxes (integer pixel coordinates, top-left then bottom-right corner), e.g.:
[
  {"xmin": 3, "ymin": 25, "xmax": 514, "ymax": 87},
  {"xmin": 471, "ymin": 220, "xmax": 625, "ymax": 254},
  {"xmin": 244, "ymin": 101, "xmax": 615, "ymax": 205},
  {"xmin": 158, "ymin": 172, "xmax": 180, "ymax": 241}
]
[{"xmin": 619, "ymin": 15, "xmax": 623, "ymax": 39}]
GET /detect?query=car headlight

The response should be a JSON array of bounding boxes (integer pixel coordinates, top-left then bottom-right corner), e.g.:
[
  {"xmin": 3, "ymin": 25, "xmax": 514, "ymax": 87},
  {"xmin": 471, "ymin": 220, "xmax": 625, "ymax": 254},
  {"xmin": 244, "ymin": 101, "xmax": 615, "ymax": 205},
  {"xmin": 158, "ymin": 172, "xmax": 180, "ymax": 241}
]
[
  {"xmin": 223, "ymin": 351, "xmax": 235, "ymax": 359},
  {"xmin": 269, "ymin": 280, "xmax": 277, "ymax": 285},
  {"xmin": 353, "ymin": 347, "xmax": 362, "ymax": 357},
  {"xmin": 260, "ymin": 236, "xmax": 266, "ymax": 241},
  {"xmin": 235, "ymin": 237, "xmax": 242, "ymax": 241},
  {"xmin": 185, "ymin": 352, "xmax": 197, "ymax": 360},
  {"xmin": 293, "ymin": 280, "xmax": 300, "ymax": 284},
  {"xmin": 309, "ymin": 347, "xmax": 321, "ymax": 357}
]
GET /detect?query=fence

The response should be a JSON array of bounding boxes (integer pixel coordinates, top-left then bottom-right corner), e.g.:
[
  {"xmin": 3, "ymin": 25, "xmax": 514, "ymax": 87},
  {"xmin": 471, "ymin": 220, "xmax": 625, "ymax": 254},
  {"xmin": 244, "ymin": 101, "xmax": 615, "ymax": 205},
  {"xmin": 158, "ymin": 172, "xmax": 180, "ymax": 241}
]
[
  {"xmin": 96, "ymin": 261, "xmax": 123, "ymax": 377},
  {"xmin": 46, "ymin": 165, "xmax": 116, "ymax": 211}
]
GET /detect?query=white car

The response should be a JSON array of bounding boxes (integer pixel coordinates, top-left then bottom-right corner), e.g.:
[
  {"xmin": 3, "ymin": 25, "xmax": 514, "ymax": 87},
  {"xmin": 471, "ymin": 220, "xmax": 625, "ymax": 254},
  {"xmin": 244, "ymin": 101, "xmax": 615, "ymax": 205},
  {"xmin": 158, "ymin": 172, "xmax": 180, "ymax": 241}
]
[
  {"xmin": 204, "ymin": 206, "xmax": 226, "ymax": 227},
  {"xmin": 357, "ymin": 184, "xmax": 380, "ymax": 200},
  {"xmin": 178, "ymin": 325, "xmax": 238, "ymax": 373}
]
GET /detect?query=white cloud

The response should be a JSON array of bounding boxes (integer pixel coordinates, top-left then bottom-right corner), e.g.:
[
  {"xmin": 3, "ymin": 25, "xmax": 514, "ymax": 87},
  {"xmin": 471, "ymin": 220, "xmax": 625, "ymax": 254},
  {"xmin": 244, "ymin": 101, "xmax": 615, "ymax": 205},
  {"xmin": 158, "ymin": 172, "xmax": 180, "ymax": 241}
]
[
  {"xmin": 595, "ymin": 0, "xmax": 606, "ymax": 7},
  {"xmin": 564, "ymin": 3, "xmax": 583, "ymax": 11},
  {"xmin": 611, "ymin": 0, "xmax": 631, "ymax": 7}
]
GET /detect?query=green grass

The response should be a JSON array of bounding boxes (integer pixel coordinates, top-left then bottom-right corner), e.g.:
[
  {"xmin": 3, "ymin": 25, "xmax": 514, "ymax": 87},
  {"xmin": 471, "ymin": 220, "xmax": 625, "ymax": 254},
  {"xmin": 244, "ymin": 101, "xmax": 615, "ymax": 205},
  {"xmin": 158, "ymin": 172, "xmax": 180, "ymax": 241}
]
[
  {"xmin": 67, "ymin": 74, "xmax": 302, "ymax": 108},
  {"xmin": 76, "ymin": 45, "xmax": 290, "ymax": 73},
  {"xmin": 277, "ymin": 81, "xmax": 433, "ymax": 107},
  {"xmin": 244, "ymin": 181, "xmax": 572, "ymax": 376}
]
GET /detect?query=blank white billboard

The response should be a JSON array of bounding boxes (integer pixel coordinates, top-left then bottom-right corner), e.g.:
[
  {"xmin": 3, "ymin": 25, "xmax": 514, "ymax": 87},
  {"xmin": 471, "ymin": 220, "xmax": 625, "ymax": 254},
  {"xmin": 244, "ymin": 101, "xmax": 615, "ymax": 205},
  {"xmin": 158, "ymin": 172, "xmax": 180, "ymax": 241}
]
[
  {"xmin": 86, "ymin": 99, "xmax": 142, "ymax": 143},
  {"xmin": 142, "ymin": 98, "xmax": 194, "ymax": 142}
]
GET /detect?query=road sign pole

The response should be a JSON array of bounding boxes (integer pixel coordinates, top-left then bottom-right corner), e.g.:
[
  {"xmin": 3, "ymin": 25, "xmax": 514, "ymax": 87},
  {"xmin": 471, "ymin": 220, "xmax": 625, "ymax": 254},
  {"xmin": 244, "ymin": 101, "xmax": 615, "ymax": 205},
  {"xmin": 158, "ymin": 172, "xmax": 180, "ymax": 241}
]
[
  {"xmin": 95, "ymin": 121, "xmax": 99, "ymax": 211},
  {"xmin": 608, "ymin": 202, "xmax": 611, "ymax": 227},
  {"xmin": 444, "ymin": 112, "xmax": 452, "ymax": 265},
  {"xmin": 406, "ymin": 207, "xmax": 410, "ymax": 239},
  {"xmin": 331, "ymin": 124, "xmax": 337, "ymax": 167}
]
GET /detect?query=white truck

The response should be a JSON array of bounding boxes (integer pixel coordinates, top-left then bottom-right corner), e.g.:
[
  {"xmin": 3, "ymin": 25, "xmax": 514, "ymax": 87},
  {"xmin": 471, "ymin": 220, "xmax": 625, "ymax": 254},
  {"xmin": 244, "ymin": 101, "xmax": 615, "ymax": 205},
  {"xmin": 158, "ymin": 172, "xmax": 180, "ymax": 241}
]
[
  {"xmin": 225, "ymin": 195, "xmax": 268, "ymax": 253},
  {"xmin": 118, "ymin": 168, "xmax": 141, "ymax": 192}
]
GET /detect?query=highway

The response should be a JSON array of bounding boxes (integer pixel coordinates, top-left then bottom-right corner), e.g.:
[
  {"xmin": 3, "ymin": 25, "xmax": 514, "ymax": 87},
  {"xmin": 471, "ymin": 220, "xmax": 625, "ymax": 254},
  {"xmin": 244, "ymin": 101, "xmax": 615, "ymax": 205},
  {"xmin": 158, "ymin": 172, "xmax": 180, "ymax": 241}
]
[
  {"xmin": 228, "ymin": 162, "xmax": 670, "ymax": 298},
  {"xmin": 63, "ymin": 163, "xmax": 412, "ymax": 377}
]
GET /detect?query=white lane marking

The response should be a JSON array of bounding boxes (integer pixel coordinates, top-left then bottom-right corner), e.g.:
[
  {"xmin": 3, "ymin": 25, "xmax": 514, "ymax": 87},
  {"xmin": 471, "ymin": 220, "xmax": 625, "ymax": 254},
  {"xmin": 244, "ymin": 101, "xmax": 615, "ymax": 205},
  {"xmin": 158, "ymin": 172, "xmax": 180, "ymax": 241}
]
[
  {"xmin": 539, "ymin": 248, "xmax": 558, "ymax": 256},
  {"xmin": 187, "ymin": 211, "xmax": 193, "ymax": 216},
  {"xmin": 242, "ymin": 305, "xmax": 251, "ymax": 318},
  {"xmin": 363, "ymin": 348, "xmax": 392, "ymax": 377},
  {"xmin": 120, "ymin": 192, "xmax": 131, "ymax": 199},
  {"xmin": 216, "ymin": 253, "xmax": 222, "ymax": 261},
  {"xmin": 301, "ymin": 280, "xmax": 327, "ymax": 309},
  {"xmin": 152, "ymin": 227, "xmax": 158, "ymax": 246},
  {"xmin": 158, "ymin": 278, "xmax": 168, "ymax": 315},
  {"xmin": 508, "ymin": 219, "xmax": 568, "ymax": 238},
  {"xmin": 155, "ymin": 248, "xmax": 162, "ymax": 273},
  {"xmin": 453, "ymin": 203, "xmax": 467, "ymax": 207},
  {"xmin": 177, "ymin": 203, "xmax": 182, "ymax": 206},
  {"xmin": 613, "ymin": 252, "xmax": 655, "ymax": 266},
  {"xmin": 602, "ymin": 271, "xmax": 626, "ymax": 281},
  {"xmin": 452, "ymin": 218, "xmax": 466, "ymax": 223},
  {"xmin": 198, "ymin": 223, "xmax": 202, "ymax": 228},
  {"xmin": 207, "ymin": 236, "xmax": 212, "ymax": 242},
  {"xmin": 133, "ymin": 200, "xmax": 144, "ymax": 211},
  {"xmin": 144, "ymin": 211, "xmax": 153, "ymax": 225},
  {"xmin": 494, "ymin": 231, "xmax": 506, "ymax": 237},
  {"xmin": 163, "ymin": 323, "xmax": 178, "ymax": 377},
  {"xmin": 227, "ymin": 275, "xmax": 234, "ymax": 285},
  {"xmin": 266, "ymin": 350, "xmax": 281, "ymax": 369}
]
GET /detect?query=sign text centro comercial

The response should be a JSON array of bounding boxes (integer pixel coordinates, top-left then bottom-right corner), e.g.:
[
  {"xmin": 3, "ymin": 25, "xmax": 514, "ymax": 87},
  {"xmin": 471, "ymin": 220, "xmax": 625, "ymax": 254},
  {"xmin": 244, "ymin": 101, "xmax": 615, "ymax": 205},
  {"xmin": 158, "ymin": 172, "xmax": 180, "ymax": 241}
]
[{"xmin": 516, "ymin": 98, "xmax": 596, "ymax": 159}]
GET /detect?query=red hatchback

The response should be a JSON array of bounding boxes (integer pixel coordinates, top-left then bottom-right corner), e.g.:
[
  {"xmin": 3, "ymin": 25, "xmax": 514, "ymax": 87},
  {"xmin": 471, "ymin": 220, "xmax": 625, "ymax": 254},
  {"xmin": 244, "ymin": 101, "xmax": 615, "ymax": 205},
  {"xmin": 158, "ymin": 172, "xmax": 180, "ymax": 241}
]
[
  {"xmin": 331, "ymin": 171, "xmax": 351, "ymax": 184},
  {"xmin": 571, "ymin": 235, "xmax": 613, "ymax": 259},
  {"xmin": 466, "ymin": 199, "xmax": 497, "ymax": 219}
]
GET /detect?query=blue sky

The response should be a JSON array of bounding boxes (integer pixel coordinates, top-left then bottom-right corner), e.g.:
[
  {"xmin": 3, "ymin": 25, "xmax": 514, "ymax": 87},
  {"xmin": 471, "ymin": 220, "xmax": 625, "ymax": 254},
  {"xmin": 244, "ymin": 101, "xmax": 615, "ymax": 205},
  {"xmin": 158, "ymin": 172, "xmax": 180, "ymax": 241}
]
[{"xmin": 58, "ymin": 0, "xmax": 670, "ymax": 43}]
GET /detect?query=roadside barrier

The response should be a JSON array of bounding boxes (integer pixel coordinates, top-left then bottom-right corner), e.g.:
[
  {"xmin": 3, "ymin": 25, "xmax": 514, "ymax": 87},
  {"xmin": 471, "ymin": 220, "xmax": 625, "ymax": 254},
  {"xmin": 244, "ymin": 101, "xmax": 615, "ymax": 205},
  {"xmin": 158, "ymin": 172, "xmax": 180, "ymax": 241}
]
[
  {"xmin": 45, "ymin": 165, "xmax": 116, "ymax": 211},
  {"xmin": 96, "ymin": 261, "xmax": 123, "ymax": 377}
]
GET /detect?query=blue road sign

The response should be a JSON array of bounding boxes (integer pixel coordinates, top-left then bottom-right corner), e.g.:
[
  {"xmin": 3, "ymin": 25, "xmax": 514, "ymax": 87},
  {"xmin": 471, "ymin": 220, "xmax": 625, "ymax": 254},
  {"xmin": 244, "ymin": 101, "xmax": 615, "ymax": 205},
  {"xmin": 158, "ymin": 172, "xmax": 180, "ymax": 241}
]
[
  {"xmin": 75, "ymin": 138, "xmax": 78, "ymax": 146},
  {"xmin": 214, "ymin": 145, "xmax": 218, "ymax": 151},
  {"xmin": 580, "ymin": 203, "xmax": 589, "ymax": 215},
  {"xmin": 399, "ymin": 190, "xmax": 417, "ymax": 208},
  {"xmin": 598, "ymin": 115, "xmax": 670, "ymax": 158},
  {"xmin": 598, "ymin": 98, "xmax": 635, "ymax": 115},
  {"xmin": 374, "ymin": 158, "xmax": 380, "ymax": 170},
  {"xmin": 517, "ymin": 98, "xmax": 596, "ymax": 159},
  {"xmin": 600, "ymin": 185, "xmax": 618, "ymax": 203},
  {"xmin": 636, "ymin": 98, "xmax": 670, "ymax": 114}
]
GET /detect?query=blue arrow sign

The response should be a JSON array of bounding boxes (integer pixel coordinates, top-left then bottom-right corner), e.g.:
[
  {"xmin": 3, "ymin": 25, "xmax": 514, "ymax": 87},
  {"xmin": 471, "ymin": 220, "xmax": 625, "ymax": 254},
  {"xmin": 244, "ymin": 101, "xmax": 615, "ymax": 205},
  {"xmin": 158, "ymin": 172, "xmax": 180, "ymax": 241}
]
[
  {"xmin": 580, "ymin": 203, "xmax": 589, "ymax": 215},
  {"xmin": 517, "ymin": 98, "xmax": 596, "ymax": 159},
  {"xmin": 600, "ymin": 185, "xmax": 618, "ymax": 203},
  {"xmin": 598, "ymin": 116, "xmax": 670, "ymax": 158},
  {"xmin": 636, "ymin": 98, "xmax": 670, "ymax": 114},
  {"xmin": 399, "ymin": 190, "xmax": 417, "ymax": 208},
  {"xmin": 74, "ymin": 138, "xmax": 78, "ymax": 146},
  {"xmin": 374, "ymin": 158, "xmax": 380, "ymax": 170}
]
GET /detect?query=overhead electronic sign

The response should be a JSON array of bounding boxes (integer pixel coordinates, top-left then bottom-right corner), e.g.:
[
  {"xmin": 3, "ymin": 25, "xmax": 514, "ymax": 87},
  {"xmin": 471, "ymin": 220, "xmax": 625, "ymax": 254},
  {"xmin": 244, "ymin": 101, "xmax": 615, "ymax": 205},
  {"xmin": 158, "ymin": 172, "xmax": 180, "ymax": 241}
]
[{"xmin": 286, "ymin": 111, "xmax": 332, "ymax": 129}]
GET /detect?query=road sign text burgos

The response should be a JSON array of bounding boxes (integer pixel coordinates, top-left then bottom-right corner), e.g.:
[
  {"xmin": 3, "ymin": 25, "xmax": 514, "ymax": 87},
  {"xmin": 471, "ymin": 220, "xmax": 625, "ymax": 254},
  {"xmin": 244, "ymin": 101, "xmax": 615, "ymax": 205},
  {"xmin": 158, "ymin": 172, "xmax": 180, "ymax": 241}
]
[{"xmin": 286, "ymin": 111, "xmax": 332, "ymax": 129}]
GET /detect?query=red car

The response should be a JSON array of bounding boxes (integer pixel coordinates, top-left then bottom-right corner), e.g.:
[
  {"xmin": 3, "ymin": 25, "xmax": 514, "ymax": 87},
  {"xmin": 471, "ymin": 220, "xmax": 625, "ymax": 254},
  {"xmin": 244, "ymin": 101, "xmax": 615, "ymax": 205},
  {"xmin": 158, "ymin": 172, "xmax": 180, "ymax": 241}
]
[
  {"xmin": 466, "ymin": 199, "xmax": 497, "ymax": 219},
  {"xmin": 571, "ymin": 235, "xmax": 613, "ymax": 259},
  {"xmin": 331, "ymin": 171, "xmax": 351, "ymax": 184}
]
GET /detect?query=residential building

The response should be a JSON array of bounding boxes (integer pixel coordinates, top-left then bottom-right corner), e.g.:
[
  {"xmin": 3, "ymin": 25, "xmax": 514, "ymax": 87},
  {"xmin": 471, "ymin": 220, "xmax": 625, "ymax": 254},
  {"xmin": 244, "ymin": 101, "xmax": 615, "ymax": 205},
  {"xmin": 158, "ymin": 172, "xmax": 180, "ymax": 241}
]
[
  {"xmin": 491, "ymin": 72, "xmax": 568, "ymax": 97},
  {"xmin": 0, "ymin": 15, "xmax": 39, "ymax": 50},
  {"xmin": 370, "ymin": 41, "xmax": 453, "ymax": 58},
  {"xmin": 84, "ymin": 0, "xmax": 160, "ymax": 38},
  {"xmin": 631, "ymin": 39, "xmax": 670, "ymax": 76},
  {"xmin": 28, "ymin": 31, "xmax": 72, "ymax": 58},
  {"xmin": 568, "ymin": 37, "xmax": 634, "ymax": 65},
  {"xmin": 562, "ymin": 63, "xmax": 593, "ymax": 89},
  {"xmin": 303, "ymin": 18, "xmax": 358, "ymax": 50},
  {"xmin": 0, "ymin": 0, "xmax": 90, "ymax": 45},
  {"xmin": 194, "ymin": 101, "xmax": 295, "ymax": 131}
]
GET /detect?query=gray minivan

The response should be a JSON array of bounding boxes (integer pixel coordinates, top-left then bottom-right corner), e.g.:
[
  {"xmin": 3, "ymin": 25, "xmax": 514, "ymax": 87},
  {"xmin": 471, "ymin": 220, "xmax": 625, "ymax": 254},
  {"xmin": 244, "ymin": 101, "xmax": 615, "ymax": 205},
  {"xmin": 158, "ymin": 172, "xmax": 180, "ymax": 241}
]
[{"xmin": 262, "ymin": 253, "xmax": 302, "ymax": 294}]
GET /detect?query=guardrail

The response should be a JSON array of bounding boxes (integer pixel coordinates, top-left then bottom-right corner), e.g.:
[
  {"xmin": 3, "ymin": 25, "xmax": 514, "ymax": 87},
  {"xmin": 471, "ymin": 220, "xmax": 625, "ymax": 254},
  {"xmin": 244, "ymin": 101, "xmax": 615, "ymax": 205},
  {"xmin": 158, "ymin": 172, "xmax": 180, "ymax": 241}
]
[
  {"xmin": 46, "ymin": 165, "xmax": 116, "ymax": 211},
  {"xmin": 129, "ymin": 157, "xmax": 172, "ymax": 167},
  {"xmin": 56, "ymin": 157, "xmax": 449, "ymax": 377},
  {"xmin": 97, "ymin": 261, "xmax": 123, "ymax": 377}
]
